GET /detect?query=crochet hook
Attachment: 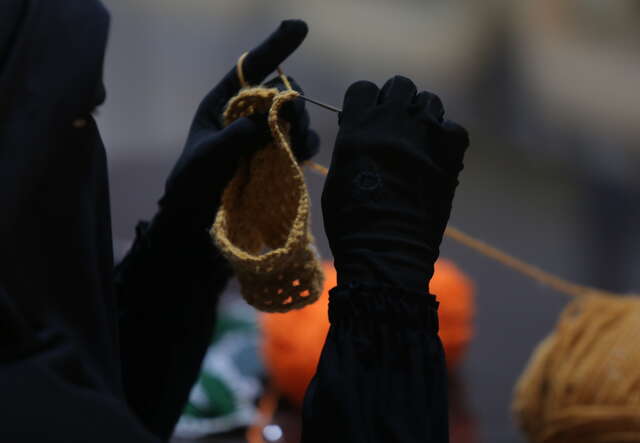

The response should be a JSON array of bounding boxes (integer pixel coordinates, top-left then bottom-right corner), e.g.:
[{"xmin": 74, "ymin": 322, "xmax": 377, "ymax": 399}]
[
  {"xmin": 297, "ymin": 95, "xmax": 342, "ymax": 114},
  {"xmin": 275, "ymin": 67, "xmax": 342, "ymax": 113}
]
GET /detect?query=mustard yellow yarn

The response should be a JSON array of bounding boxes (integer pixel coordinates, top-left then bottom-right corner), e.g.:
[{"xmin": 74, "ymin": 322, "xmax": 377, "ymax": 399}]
[
  {"xmin": 211, "ymin": 86, "xmax": 323, "ymax": 312},
  {"xmin": 513, "ymin": 292, "xmax": 640, "ymax": 443},
  {"xmin": 434, "ymin": 227, "xmax": 640, "ymax": 441}
]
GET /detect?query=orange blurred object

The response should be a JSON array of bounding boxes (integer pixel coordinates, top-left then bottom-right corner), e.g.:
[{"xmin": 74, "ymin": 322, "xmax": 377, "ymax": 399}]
[
  {"xmin": 259, "ymin": 262, "xmax": 335, "ymax": 407},
  {"xmin": 431, "ymin": 259, "xmax": 475, "ymax": 369},
  {"xmin": 260, "ymin": 259, "xmax": 474, "ymax": 407}
]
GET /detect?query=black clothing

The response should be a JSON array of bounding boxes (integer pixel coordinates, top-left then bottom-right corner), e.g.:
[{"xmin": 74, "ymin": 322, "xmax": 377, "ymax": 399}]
[
  {"xmin": 0, "ymin": 0, "xmax": 118, "ymax": 396},
  {"xmin": 0, "ymin": 3, "xmax": 466, "ymax": 442},
  {"xmin": 0, "ymin": 0, "xmax": 158, "ymax": 441},
  {"xmin": 302, "ymin": 285, "xmax": 446, "ymax": 443},
  {"xmin": 322, "ymin": 76, "xmax": 468, "ymax": 292},
  {"xmin": 304, "ymin": 77, "xmax": 468, "ymax": 442}
]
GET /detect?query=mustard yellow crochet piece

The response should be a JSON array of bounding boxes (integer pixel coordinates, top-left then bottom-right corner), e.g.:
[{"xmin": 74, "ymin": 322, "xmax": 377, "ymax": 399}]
[{"xmin": 211, "ymin": 87, "xmax": 324, "ymax": 312}]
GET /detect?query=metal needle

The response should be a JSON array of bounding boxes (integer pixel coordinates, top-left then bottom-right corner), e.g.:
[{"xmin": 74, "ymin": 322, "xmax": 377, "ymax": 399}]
[{"xmin": 297, "ymin": 95, "xmax": 342, "ymax": 113}]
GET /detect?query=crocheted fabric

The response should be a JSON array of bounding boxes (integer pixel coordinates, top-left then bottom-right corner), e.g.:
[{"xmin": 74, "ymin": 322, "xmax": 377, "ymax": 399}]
[{"xmin": 211, "ymin": 87, "xmax": 324, "ymax": 312}]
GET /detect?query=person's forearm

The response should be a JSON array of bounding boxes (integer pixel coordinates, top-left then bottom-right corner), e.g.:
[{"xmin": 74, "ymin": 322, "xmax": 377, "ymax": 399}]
[
  {"xmin": 113, "ymin": 21, "xmax": 318, "ymax": 438},
  {"xmin": 114, "ymin": 220, "xmax": 231, "ymax": 439},
  {"xmin": 316, "ymin": 75, "xmax": 468, "ymax": 443},
  {"xmin": 335, "ymin": 248, "xmax": 435, "ymax": 292},
  {"xmin": 301, "ymin": 283, "xmax": 447, "ymax": 443}
]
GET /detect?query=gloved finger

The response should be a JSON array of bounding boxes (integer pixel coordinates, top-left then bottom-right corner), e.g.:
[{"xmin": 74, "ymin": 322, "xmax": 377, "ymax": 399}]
[
  {"xmin": 340, "ymin": 80, "xmax": 379, "ymax": 126},
  {"xmin": 441, "ymin": 119, "xmax": 469, "ymax": 149},
  {"xmin": 288, "ymin": 102, "xmax": 310, "ymax": 135},
  {"xmin": 161, "ymin": 113, "xmax": 271, "ymax": 210},
  {"xmin": 196, "ymin": 20, "xmax": 308, "ymax": 126},
  {"xmin": 264, "ymin": 74, "xmax": 320, "ymax": 163},
  {"xmin": 264, "ymin": 75, "xmax": 306, "ymax": 124},
  {"xmin": 285, "ymin": 104, "xmax": 320, "ymax": 163},
  {"xmin": 378, "ymin": 75, "xmax": 417, "ymax": 105},
  {"xmin": 413, "ymin": 90, "xmax": 445, "ymax": 124},
  {"xmin": 432, "ymin": 119, "xmax": 469, "ymax": 175},
  {"xmin": 294, "ymin": 129, "xmax": 320, "ymax": 163},
  {"xmin": 240, "ymin": 20, "xmax": 308, "ymax": 86},
  {"xmin": 199, "ymin": 115, "xmax": 271, "ymax": 166}
]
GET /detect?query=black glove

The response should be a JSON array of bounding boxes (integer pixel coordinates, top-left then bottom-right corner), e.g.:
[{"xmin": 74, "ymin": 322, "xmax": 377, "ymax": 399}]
[
  {"xmin": 153, "ymin": 20, "xmax": 318, "ymax": 238},
  {"xmin": 321, "ymin": 76, "xmax": 469, "ymax": 293}
]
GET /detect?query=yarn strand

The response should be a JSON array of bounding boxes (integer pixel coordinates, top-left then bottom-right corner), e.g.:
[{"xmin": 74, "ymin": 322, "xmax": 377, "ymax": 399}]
[
  {"xmin": 305, "ymin": 160, "xmax": 617, "ymax": 299},
  {"xmin": 276, "ymin": 66, "xmax": 294, "ymax": 91},
  {"xmin": 236, "ymin": 51, "xmax": 249, "ymax": 88}
]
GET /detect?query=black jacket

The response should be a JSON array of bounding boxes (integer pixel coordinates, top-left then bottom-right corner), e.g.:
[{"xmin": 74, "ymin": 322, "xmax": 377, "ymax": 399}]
[{"xmin": 0, "ymin": 1, "xmax": 231, "ymax": 440}]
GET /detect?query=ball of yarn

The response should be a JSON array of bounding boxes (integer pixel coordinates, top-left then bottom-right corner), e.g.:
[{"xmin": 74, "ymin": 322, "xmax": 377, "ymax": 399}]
[
  {"xmin": 260, "ymin": 259, "xmax": 475, "ymax": 406},
  {"xmin": 513, "ymin": 293, "xmax": 640, "ymax": 443}
]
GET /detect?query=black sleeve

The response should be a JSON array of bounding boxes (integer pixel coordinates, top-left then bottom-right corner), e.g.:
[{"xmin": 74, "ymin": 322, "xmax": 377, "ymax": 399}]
[
  {"xmin": 0, "ymin": 283, "xmax": 163, "ymax": 443},
  {"xmin": 301, "ymin": 283, "xmax": 448, "ymax": 443},
  {"xmin": 0, "ymin": 282, "xmax": 38, "ymax": 362},
  {"xmin": 114, "ymin": 220, "xmax": 232, "ymax": 440}
]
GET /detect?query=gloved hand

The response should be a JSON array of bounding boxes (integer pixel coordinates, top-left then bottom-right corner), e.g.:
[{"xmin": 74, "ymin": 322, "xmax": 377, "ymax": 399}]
[
  {"xmin": 153, "ymin": 20, "xmax": 318, "ymax": 238},
  {"xmin": 321, "ymin": 76, "xmax": 469, "ymax": 292}
]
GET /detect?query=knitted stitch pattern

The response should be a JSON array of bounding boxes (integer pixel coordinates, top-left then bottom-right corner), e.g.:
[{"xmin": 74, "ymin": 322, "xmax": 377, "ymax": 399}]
[{"xmin": 211, "ymin": 87, "xmax": 324, "ymax": 312}]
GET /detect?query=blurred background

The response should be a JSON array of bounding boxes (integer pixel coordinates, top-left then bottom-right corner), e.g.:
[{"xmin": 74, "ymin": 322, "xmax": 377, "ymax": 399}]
[{"xmin": 98, "ymin": 1, "xmax": 640, "ymax": 442}]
